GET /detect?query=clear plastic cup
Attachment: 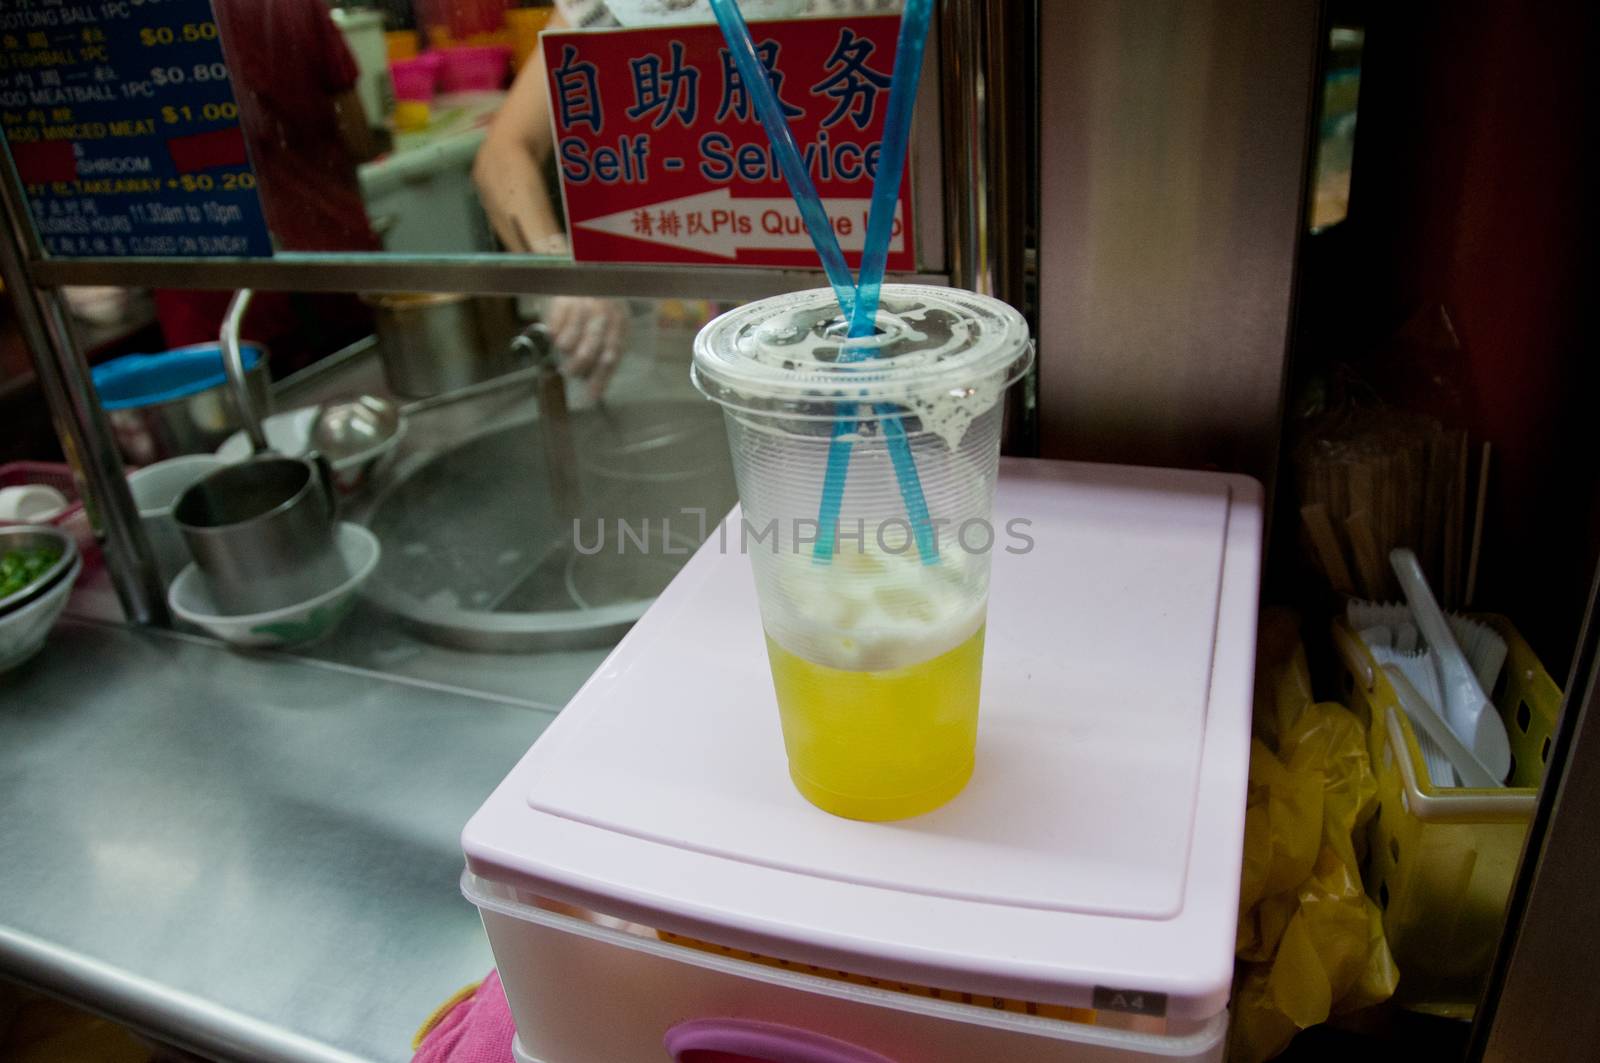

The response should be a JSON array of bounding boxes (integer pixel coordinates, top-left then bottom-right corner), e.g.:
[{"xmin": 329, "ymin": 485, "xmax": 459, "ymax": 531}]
[{"xmin": 692, "ymin": 285, "xmax": 1033, "ymax": 820}]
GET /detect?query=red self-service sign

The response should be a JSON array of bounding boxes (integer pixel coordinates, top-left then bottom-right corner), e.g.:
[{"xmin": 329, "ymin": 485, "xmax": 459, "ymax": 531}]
[{"xmin": 543, "ymin": 15, "xmax": 915, "ymax": 270}]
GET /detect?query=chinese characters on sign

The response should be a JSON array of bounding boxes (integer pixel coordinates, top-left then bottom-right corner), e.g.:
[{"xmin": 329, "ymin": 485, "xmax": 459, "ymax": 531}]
[
  {"xmin": 0, "ymin": 0, "xmax": 271, "ymax": 258},
  {"xmin": 545, "ymin": 16, "xmax": 916, "ymax": 270}
]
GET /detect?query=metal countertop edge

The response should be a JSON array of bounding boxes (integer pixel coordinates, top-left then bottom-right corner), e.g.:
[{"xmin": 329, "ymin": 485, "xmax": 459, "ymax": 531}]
[
  {"xmin": 0, "ymin": 925, "xmax": 372, "ymax": 1063},
  {"xmin": 57, "ymin": 613, "xmax": 567, "ymax": 714}
]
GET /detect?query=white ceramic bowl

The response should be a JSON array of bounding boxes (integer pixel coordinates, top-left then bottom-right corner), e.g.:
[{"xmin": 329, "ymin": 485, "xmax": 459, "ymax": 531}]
[
  {"xmin": 0, "ymin": 556, "xmax": 82, "ymax": 673},
  {"xmin": 167, "ymin": 523, "xmax": 380, "ymax": 648},
  {"xmin": 127, "ymin": 455, "xmax": 228, "ymax": 586},
  {"xmin": 217, "ymin": 406, "xmax": 406, "ymax": 492}
]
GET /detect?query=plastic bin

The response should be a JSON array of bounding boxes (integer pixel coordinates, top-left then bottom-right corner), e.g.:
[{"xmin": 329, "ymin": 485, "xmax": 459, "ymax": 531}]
[
  {"xmin": 0, "ymin": 462, "xmax": 99, "ymax": 569},
  {"xmin": 390, "ymin": 54, "xmax": 442, "ymax": 102},
  {"xmin": 1332, "ymin": 616, "xmax": 1562, "ymax": 1017},
  {"xmin": 467, "ymin": 874, "xmax": 1228, "ymax": 1063},
  {"xmin": 385, "ymin": 29, "xmax": 420, "ymax": 62},
  {"xmin": 463, "ymin": 460, "xmax": 1265, "ymax": 1062},
  {"xmin": 436, "ymin": 45, "xmax": 510, "ymax": 92},
  {"xmin": 91, "ymin": 343, "xmax": 271, "ymax": 464},
  {"xmin": 506, "ymin": 8, "xmax": 551, "ymax": 71}
]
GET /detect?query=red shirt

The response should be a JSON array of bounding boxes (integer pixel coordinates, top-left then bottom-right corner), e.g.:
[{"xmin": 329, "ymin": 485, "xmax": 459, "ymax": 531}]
[
  {"xmin": 157, "ymin": 0, "xmax": 379, "ymax": 361},
  {"xmin": 210, "ymin": 0, "xmax": 381, "ymax": 252}
]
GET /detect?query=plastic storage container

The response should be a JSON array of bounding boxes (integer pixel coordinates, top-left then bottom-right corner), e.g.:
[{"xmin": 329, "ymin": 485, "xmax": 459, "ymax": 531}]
[
  {"xmin": 505, "ymin": 8, "xmax": 551, "ymax": 71},
  {"xmin": 463, "ymin": 458, "xmax": 1264, "ymax": 1062},
  {"xmin": 385, "ymin": 29, "xmax": 420, "ymax": 62},
  {"xmin": 91, "ymin": 343, "xmax": 271, "ymax": 464},
  {"xmin": 390, "ymin": 54, "xmax": 442, "ymax": 131},
  {"xmin": 468, "ymin": 875, "xmax": 1228, "ymax": 1063},
  {"xmin": 1332, "ymin": 616, "xmax": 1562, "ymax": 1017},
  {"xmin": 436, "ymin": 45, "xmax": 511, "ymax": 92},
  {"xmin": 390, "ymin": 54, "xmax": 442, "ymax": 101}
]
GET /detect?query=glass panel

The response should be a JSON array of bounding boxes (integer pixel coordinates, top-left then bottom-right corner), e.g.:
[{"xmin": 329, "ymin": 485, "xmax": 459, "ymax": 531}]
[
  {"xmin": 283, "ymin": 292, "xmax": 737, "ymax": 702},
  {"xmin": 22, "ymin": 284, "xmax": 739, "ymax": 703},
  {"xmin": 1, "ymin": 1, "xmax": 939, "ymax": 272},
  {"xmin": 1309, "ymin": 26, "xmax": 1363, "ymax": 232}
]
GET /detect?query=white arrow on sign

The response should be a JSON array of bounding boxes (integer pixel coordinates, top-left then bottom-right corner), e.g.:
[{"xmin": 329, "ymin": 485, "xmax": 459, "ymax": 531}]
[{"xmin": 572, "ymin": 187, "xmax": 904, "ymax": 260}]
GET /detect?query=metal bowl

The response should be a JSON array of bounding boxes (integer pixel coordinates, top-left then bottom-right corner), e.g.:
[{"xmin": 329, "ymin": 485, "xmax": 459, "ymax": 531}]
[{"xmin": 0, "ymin": 524, "xmax": 80, "ymax": 618}]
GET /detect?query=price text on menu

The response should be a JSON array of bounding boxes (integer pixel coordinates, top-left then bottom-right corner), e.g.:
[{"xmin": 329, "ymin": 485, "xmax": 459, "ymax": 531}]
[
  {"xmin": 545, "ymin": 15, "xmax": 916, "ymax": 270},
  {"xmin": 0, "ymin": 0, "xmax": 271, "ymax": 258}
]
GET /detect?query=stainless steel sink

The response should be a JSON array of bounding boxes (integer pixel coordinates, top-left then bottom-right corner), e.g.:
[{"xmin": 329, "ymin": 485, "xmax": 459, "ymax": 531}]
[{"xmin": 360, "ymin": 399, "xmax": 735, "ymax": 651}]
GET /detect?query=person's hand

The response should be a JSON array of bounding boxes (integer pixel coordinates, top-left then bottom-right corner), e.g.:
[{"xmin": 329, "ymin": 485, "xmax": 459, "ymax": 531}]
[{"xmin": 546, "ymin": 296, "xmax": 630, "ymax": 399}]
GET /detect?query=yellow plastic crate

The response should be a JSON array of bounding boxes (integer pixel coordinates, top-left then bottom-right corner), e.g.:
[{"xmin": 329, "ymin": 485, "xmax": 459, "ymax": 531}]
[{"xmin": 1331, "ymin": 616, "xmax": 1562, "ymax": 1019}]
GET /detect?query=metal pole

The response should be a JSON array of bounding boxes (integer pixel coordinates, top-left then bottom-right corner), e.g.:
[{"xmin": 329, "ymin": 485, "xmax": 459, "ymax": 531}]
[
  {"xmin": 940, "ymin": 0, "xmax": 1036, "ymax": 454},
  {"xmin": 0, "ymin": 188, "xmax": 169, "ymax": 625},
  {"xmin": 1471, "ymin": 560, "xmax": 1600, "ymax": 1061},
  {"xmin": 939, "ymin": 0, "xmax": 988, "ymax": 297}
]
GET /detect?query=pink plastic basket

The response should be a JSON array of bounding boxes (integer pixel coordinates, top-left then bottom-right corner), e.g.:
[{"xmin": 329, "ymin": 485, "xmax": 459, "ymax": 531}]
[
  {"xmin": 391, "ymin": 54, "xmax": 442, "ymax": 101},
  {"xmin": 0, "ymin": 461, "xmax": 102, "ymax": 570},
  {"xmin": 437, "ymin": 45, "xmax": 511, "ymax": 92}
]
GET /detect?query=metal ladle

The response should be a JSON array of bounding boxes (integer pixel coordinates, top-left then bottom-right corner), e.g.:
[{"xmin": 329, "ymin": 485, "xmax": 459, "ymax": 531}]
[
  {"xmin": 310, "ymin": 322, "xmax": 580, "ymax": 510},
  {"xmin": 220, "ymin": 288, "xmax": 341, "ymax": 486},
  {"xmin": 221, "ymin": 288, "xmax": 269, "ymax": 455},
  {"xmin": 172, "ymin": 289, "xmax": 347, "ymax": 615},
  {"xmin": 309, "ymin": 394, "xmax": 404, "ymax": 466}
]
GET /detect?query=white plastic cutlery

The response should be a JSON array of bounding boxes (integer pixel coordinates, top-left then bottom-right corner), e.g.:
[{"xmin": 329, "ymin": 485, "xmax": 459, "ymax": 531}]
[
  {"xmin": 1381, "ymin": 663, "xmax": 1503, "ymax": 788},
  {"xmin": 1390, "ymin": 548, "xmax": 1512, "ymax": 782}
]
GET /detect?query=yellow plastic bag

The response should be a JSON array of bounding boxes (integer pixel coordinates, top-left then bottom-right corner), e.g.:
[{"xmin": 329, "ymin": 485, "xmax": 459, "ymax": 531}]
[
  {"xmin": 1236, "ymin": 740, "xmax": 1322, "ymax": 959},
  {"xmin": 1281, "ymin": 700, "xmax": 1379, "ymax": 870},
  {"xmin": 1252, "ymin": 608, "xmax": 1316, "ymax": 747},
  {"xmin": 1230, "ymin": 612, "xmax": 1397, "ymax": 1063}
]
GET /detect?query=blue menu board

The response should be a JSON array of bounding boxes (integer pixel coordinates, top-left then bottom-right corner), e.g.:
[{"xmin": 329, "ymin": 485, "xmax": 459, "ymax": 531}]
[{"xmin": 0, "ymin": 0, "xmax": 272, "ymax": 257}]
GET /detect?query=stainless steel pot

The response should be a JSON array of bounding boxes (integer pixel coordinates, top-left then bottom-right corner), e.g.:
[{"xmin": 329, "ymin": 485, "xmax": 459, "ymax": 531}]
[
  {"xmin": 167, "ymin": 291, "xmax": 347, "ymax": 615},
  {"xmin": 173, "ymin": 455, "xmax": 346, "ymax": 615},
  {"xmin": 100, "ymin": 343, "xmax": 273, "ymax": 465},
  {"xmin": 361, "ymin": 292, "xmax": 517, "ymax": 399}
]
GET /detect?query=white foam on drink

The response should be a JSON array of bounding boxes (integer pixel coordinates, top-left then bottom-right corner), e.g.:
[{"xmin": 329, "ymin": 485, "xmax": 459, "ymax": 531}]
[{"xmin": 764, "ymin": 547, "xmax": 987, "ymax": 672}]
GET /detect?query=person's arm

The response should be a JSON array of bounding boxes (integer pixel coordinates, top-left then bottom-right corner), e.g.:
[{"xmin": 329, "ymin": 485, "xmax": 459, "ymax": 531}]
[
  {"xmin": 472, "ymin": 9, "xmax": 629, "ymax": 397},
  {"xmin": 331, "ymin": 87, "xmax": 382, "ymax": 163},
  {"xmin": 473, "ymin": 10, "xmax": 567, "ymax": 253}
]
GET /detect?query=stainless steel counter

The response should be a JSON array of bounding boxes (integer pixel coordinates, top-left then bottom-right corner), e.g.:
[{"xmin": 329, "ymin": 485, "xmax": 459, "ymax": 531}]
[
  {"xmin": 0, "ymin": 618, "xmax": 558, "ymax": 1062},
  {"xmin": 0, "ymin": 306, "xmax": 720, "ymax": 1059}
]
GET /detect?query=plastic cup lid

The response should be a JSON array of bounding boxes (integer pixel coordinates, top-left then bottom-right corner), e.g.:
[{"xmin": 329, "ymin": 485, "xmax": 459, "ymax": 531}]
[{"xmin": 691, "ymin": 286, "xmax": 1033, "ymax": 423}]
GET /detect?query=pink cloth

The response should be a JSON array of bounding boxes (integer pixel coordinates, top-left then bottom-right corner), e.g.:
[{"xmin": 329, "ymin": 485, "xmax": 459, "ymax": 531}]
[{"xmin": 411, "ymin": 971, "xmax": 516, "ymax": 1063}]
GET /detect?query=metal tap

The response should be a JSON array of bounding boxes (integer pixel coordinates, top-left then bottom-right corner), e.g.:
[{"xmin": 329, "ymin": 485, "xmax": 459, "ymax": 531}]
[{"xmin": 512, "ymin": 323, "xmax": 582, "ymax": 521}]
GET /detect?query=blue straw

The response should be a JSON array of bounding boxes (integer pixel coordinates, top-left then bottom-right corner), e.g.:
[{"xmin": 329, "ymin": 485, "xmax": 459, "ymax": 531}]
[
  {"xmin": 709, "ymin": 0, "xmax": 936, "ymax": 564},
  {"xmin": 848, "ymin": 0, "xmax": 932, "ymax": 340},
  {"xmin": 708, "ymin": 0, "xmax": 854, "ymax": 314},
  {"xmin": 831, "ymin": 0, "xmax": 937, "ymax": 564}
]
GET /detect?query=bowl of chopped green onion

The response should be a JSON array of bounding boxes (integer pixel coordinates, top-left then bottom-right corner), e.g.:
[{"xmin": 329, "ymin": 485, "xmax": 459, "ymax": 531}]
[{"xmin": 0, "ymin": 526, "xmax": 80, "ymax": 672}]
